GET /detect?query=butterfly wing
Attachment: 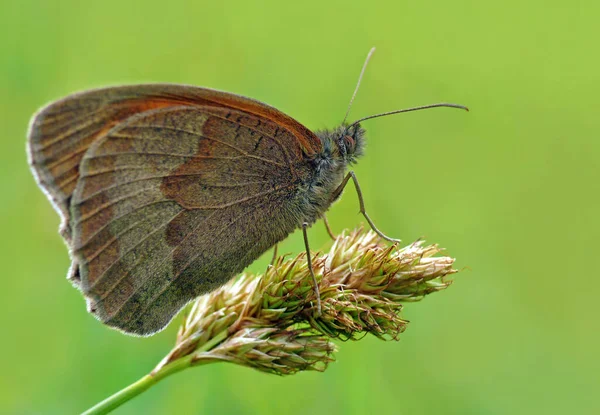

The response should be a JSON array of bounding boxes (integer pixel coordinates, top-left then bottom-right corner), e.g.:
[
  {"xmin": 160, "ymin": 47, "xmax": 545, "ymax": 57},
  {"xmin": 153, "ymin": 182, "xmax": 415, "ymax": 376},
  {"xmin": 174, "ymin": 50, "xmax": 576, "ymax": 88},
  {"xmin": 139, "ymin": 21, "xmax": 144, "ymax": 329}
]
[{"xmin": 27, "ymin": 85, "xmax": 323, "ymax": 335}]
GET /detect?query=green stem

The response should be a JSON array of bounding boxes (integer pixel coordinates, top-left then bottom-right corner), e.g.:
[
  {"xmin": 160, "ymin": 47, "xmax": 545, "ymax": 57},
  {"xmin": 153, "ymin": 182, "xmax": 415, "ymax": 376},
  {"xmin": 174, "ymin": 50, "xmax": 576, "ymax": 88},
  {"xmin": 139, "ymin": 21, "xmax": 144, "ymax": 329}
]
[
  {"xmin": 81, "ymin": 354, "xmax": 192, "ymax": 415},
  {"xmin": 81, "ymin": 330, "xmax": 229, "ymax": 415}
]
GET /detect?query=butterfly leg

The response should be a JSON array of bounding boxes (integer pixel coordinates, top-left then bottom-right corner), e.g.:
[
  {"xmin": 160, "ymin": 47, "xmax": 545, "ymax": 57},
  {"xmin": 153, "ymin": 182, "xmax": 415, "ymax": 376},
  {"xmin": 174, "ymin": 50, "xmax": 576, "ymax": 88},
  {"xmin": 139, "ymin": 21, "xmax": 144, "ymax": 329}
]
[
  {"xmin": 269, "ymin": 243, "xmax": 279, "ymax": 267},
  {"xmin": 322, "ymin": 214, "xmax": 337, "ymax": 240},
  {"xmin": 303, "ymin": 223, "xmax": 322, "ymax": 316},
  {"xmin": 332, "ymin": 171, "xmax": 401, "ymax": 243}
]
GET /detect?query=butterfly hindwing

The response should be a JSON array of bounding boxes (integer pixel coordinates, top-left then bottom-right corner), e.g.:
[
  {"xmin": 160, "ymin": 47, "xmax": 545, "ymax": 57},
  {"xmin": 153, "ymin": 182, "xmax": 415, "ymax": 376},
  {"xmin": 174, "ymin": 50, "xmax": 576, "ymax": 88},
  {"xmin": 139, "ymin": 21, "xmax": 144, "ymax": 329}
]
[{"xmin": 70, "ymin": 105, "xmax": 312, "ymax": 335}]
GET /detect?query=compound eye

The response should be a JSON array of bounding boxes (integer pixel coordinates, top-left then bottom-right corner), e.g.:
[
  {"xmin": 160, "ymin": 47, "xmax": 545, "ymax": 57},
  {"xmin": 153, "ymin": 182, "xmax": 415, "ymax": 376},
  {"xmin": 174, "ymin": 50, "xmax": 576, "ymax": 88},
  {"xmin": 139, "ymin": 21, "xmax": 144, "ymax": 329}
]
[{"xmin": 343, "ymin": 135, "xmax": 355, "ymax": 152}]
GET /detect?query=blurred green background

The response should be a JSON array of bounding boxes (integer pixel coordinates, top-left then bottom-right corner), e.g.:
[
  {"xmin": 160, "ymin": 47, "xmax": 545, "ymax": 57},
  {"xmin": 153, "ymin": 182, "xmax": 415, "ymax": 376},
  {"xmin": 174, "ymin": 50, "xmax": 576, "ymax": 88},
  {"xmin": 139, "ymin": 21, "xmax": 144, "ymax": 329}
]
[{"xmin": 1, "ymin": 0, "xmax": 598, "ymax": 414}]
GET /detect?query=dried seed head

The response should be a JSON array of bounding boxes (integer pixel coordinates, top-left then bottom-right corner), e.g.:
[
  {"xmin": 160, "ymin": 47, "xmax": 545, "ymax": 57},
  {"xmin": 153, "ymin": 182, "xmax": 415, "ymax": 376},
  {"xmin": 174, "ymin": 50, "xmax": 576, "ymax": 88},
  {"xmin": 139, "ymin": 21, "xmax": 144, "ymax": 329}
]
[{"xmin": 155, "ymin": 227, "xmax": 458, "ymax": 375}]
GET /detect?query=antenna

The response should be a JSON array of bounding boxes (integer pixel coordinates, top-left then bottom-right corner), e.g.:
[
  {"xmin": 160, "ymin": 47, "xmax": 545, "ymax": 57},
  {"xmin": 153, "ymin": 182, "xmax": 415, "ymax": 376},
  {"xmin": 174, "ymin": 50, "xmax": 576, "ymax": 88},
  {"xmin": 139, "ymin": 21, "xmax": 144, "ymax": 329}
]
[
  {"xmin": 348, "ymin": 103, "xmax": 469, "ymax": 129},
  {"xmin": 342, "ymin": 47, "xmax": 376, "ymax": 124}
]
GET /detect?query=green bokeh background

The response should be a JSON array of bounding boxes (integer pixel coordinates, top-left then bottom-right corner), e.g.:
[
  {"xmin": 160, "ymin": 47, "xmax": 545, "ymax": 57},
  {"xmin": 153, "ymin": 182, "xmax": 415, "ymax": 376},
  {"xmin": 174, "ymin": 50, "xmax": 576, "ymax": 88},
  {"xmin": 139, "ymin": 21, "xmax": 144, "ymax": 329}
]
[{"xmin": 1, "ymin": 1, "xmax": 598, "ymax": 414}]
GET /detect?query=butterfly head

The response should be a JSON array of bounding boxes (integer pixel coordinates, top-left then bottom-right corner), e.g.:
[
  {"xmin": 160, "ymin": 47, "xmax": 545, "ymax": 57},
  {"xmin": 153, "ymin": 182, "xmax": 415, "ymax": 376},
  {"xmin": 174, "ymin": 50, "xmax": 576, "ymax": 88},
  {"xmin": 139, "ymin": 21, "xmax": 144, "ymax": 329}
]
[
  {"xmin": 339, "ymin": 123, "xmax": 366, "ymax": 163},
  {"xmin": 315, "ymin": 123, "xmax": 366, "ymax": 165}
]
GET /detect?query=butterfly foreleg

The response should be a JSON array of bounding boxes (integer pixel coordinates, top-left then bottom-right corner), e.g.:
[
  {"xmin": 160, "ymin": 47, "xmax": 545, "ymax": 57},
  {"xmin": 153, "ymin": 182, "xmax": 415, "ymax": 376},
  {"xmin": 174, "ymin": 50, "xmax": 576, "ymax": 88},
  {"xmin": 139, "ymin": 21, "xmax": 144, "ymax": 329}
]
[
  {"xmin": 333, "ymin": 171, "xmax": 401, "ymax": 243},
  {"xmin": 269, "ymin": 243, "xmax": 279, "ymax": 267}
]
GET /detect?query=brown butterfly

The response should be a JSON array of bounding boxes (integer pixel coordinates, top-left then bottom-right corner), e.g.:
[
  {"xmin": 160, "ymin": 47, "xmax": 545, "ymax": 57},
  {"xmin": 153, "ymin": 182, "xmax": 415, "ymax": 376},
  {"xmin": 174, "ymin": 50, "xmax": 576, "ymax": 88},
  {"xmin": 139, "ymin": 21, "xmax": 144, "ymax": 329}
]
[{"xmin": 27, "ymin": 48, "xmax": 467, "ymax": 335}]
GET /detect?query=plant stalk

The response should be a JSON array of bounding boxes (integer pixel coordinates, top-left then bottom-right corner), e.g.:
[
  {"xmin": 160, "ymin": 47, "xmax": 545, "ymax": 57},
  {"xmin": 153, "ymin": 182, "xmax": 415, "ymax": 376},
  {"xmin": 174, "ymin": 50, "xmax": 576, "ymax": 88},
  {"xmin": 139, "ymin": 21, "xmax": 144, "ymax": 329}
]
[
  {"xmin": 81, "ymin": 354, "xmax": 193, "ymax": 415},
  {"xmin": 81, "ymin": 330, "xmax": 228, "ymax": 414}
]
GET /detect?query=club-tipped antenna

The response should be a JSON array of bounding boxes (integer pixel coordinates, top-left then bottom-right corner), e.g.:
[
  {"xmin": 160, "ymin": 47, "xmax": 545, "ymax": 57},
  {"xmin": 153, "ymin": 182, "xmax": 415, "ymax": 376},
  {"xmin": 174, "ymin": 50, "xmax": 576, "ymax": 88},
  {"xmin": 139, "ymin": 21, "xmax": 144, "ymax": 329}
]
[
  {"xmin": 348, "ymin": 103, "xmax": 469, "ymax": 129},
  {"xmin": 342, "ymin": 47, "xmax": 377, "ymax": 124}
]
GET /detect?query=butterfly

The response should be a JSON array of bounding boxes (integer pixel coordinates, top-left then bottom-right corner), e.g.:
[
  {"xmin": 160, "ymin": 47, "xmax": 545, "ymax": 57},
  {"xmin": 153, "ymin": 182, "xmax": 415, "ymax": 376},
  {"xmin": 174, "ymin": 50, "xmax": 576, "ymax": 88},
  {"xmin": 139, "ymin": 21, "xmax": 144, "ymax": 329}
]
[{"xmin": 27, "ymin": 48, "xmax": 467, "ymax": 335}]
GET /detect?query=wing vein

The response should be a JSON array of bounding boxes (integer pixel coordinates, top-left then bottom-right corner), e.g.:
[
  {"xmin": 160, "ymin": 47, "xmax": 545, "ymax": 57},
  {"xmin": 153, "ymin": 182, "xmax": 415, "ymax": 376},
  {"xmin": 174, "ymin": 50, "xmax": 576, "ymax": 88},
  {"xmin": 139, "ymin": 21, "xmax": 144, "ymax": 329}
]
[
  {"xmin": 89, "ymin": 209, "xmax": 199, "ymax": 297},
  {"xmin": 73, "ymin": 199, "xmax": 175, "ymax": 250},
  {"xmin": 77, "ymin": 204, "xmax": 175, "ymax": 263},
  {"xmin": 35, "ymin": 112, "xmax": 106, "ymax": 151}
]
